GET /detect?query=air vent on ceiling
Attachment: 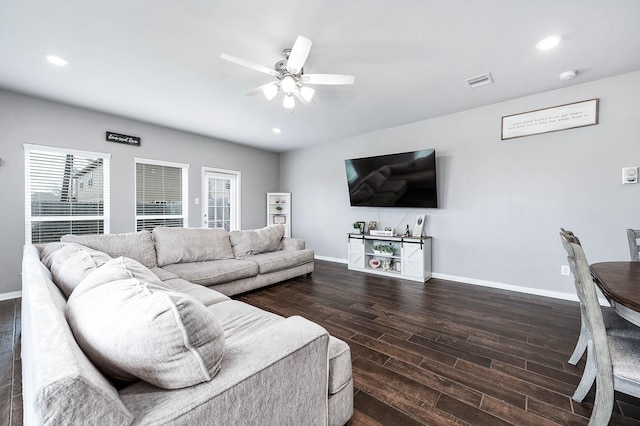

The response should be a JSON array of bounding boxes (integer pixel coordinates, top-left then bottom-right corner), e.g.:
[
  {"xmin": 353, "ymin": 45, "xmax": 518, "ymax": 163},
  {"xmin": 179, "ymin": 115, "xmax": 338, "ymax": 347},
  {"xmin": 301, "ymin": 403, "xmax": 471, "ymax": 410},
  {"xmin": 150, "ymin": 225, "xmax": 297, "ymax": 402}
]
[{"xmin": 466, "ymin": 73, "xmax": 494, "ymax": 89}]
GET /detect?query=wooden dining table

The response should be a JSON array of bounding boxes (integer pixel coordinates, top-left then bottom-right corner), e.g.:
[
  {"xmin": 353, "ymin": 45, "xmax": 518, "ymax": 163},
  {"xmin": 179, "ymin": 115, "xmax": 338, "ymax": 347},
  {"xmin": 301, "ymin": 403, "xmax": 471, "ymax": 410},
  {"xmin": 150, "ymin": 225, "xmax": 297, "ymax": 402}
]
[{"xmin": 590, "ymin": 261, "xmax": 640, "ymax": 327}]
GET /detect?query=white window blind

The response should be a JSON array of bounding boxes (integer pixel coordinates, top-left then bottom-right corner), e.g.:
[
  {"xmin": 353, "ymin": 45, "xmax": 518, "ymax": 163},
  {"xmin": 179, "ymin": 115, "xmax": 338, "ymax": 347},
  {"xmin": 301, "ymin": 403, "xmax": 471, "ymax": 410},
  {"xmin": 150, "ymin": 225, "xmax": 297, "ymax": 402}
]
[
  {"xmin": 135, "ymin": 158, "xmax": 188, "ymax": 231},
  {"xmin": 24, "ymin": 144, "xmax": 111, "ymax": 243}
]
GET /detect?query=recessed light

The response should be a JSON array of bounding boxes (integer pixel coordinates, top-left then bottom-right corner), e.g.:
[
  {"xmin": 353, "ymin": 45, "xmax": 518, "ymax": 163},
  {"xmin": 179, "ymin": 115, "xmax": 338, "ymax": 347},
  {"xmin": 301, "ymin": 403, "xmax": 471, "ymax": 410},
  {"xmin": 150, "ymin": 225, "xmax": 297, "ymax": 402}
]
[
  {"xmin": 536, "ymin": 35, "xmax": 562, "ymax": 50},
  {"xmin": 272, "ymin": 128, "xmax": 282, "ymax": 134},
  {"xmin": 559, "ymin": 70, "xmax": 577, "ymax": 80},
  {"xmin": 46, "ymin": 55, "xmax": 69, "ymax": 66}
]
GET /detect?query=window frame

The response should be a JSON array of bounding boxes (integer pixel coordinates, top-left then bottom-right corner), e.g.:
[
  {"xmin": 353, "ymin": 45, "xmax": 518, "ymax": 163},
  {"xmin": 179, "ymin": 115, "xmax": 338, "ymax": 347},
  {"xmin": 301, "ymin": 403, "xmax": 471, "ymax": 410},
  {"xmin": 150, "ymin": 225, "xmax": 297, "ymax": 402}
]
[
  {"xmin": 134, "ymin": 157, "xmax": 189, "ymax": 231},
  {"xmin": 24, "ymin": 143, "xmax": 111, "ymax": 243}
]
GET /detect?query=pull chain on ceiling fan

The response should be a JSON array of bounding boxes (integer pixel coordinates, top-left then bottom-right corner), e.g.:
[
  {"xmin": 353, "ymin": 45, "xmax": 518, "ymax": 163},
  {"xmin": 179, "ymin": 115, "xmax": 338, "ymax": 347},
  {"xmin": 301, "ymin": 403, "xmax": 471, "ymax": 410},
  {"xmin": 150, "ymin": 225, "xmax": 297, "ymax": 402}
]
[{"xmin": 220, "ymin": 35, "xmax": 355, "ymax": 109}]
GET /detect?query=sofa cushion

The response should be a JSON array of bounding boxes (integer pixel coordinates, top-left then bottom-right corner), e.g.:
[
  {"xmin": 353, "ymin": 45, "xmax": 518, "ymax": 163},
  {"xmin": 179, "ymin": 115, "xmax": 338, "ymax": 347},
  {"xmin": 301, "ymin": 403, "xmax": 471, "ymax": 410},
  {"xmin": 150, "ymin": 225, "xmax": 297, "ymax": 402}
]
[
  {"xmin": 66, "ymin": 257, "xmax": 225, "ymax": 389},
  {"xmin": 229, "ymin": 225, "xmax": 285, "ymax": 258},
  {"xmin": 247, "ymin": 249, "xmax": 314, "ymax": 274},
  {"xmin": 40, "ymin": 242, "xmax": 112, "ymax": 297},
  {"xmin": 161, "ymin": 259, "xmax": 259, "ymax": 286},
  {"xmin": 207, "ymin": 300, "xmax": 283, "ymax": 345},
  {"xmin": 328, "ymin": 337, "xmax": 352, "ymax": 395},
  {"xmin": 61, "ymin": 231, "xmax": 158, "ymax": 268},
  {"xmin": 153, "ymin": 227, "xmax": 234, "ymax": 267},
  {"xmin": 163, "ymin": 277, "xmax": 231, "ymax": 307},
  {"xmin": 79, "ymin": 256, "xmax": 168, "ymax": 290}
]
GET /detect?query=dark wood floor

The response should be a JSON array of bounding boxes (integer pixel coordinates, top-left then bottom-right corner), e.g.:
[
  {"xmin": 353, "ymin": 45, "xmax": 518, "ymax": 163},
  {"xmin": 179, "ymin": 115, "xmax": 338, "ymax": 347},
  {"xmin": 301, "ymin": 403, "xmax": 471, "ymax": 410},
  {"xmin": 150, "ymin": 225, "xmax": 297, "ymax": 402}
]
[
  {"xmin": 3, "ymin": 260, "xmax": 640, "ymax": 425},
  {"xmin": 238, "ymin": 260, "xmax": 640, "ymax": 425},
  {"xmin": 0, "ymin": 297, "xmax": 21, "ymax": 426}
]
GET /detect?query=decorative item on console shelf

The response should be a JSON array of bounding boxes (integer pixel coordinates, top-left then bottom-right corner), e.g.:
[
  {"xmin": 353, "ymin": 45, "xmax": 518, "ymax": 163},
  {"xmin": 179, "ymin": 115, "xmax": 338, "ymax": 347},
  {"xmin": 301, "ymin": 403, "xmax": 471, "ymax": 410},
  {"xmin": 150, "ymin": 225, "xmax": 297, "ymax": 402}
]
[
  {"xmin": 412, "ymin": 214, "xmax": 426, "ymax": 237},
  {"xmin": 352, "ymin": 221, "xmax": 365, "ymax": 234}
]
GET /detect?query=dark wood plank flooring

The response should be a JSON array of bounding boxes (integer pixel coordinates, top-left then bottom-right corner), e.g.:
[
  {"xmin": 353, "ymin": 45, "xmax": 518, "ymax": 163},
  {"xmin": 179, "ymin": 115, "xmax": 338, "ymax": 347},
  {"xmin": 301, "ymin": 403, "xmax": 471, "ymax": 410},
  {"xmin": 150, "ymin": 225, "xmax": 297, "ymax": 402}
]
[
  {"xmin": 0, "ymin": 297, "xmax": 21, "ymax": 426},
  {"xmin": 238, "ymin": 260, "xmax": 640, "ymax": 425},
  {"xmin": 3, "ymin": 260, "xmax": 640, "ymax": 425}
]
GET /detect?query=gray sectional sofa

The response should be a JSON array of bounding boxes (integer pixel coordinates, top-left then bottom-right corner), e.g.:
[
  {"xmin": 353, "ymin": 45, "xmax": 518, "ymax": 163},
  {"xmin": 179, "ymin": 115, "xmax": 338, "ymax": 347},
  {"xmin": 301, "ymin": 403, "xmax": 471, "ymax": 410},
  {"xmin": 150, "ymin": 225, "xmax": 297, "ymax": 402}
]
[{"xmin": 21, "ymin": 225, "xmax": 353, "ymax": 425}]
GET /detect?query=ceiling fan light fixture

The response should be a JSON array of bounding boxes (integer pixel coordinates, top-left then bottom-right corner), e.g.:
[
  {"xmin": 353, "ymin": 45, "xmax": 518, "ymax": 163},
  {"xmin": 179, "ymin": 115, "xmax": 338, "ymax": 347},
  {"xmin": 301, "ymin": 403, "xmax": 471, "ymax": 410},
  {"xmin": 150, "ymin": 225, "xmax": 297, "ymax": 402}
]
[
  {"xmin": 300, "ymin": 86, "xmax": 315, "ymax": 102},
  {"xmin": 281, "ymin": 75, "xmax": 296, "ymax": 94},
  {"xmin": 263, "ymin": 83, "xmax": 278, "ymax": 100},
  {"xmin": 283, "ymin": 94, "xmax": 295, "ymax": 109}
]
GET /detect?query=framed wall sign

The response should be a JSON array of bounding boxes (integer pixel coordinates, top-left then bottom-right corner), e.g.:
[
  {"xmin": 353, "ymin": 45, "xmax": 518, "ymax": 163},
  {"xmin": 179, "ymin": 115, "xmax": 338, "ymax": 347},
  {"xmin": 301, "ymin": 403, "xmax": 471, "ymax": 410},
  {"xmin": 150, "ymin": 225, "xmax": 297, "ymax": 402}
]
[
  {"xmin": 501, "ymin": 99, "xmax": 599, "ymax": 140},
  {"xmin": 106, "ymin": 131, "xmax": 141, "ymax": 146}
]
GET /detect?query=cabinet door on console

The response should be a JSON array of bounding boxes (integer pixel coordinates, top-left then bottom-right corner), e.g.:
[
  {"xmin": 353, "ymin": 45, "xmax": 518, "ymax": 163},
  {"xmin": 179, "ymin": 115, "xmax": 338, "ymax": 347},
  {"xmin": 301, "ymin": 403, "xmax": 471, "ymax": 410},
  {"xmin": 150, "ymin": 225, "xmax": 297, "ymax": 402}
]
[
  {"xmin": 348, "ymin": 237, "xmax": 365, "ymax": 268},
  {"xmin": 401, "ymin": 241, "xmax": 426, "ymax": 279}
]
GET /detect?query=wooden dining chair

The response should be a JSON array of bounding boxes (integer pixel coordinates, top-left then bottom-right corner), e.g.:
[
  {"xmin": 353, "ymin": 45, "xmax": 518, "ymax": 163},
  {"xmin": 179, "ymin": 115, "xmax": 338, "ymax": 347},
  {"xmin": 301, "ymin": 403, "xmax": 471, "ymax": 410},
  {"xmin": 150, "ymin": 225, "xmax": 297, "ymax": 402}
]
[
  {"xmin": 561, "ymin": 229, "xmax": 635, "ymax": 365},
  {"xmin": 627, "ymin": 229, "xmax": 640, "ymax": 262},
  {"xmin": 560, "ymin": 231, "xmax": 640, "ymax": 425},
  {"xmin": 560, "ymin": 229, "xmax": 640, "ymax": 403}
]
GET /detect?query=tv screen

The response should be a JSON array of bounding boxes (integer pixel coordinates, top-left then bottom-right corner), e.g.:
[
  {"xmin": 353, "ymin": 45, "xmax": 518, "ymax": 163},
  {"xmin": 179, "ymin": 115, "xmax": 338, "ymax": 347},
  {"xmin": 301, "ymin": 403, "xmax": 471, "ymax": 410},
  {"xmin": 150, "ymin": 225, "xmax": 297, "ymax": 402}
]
[{"xmin": 345, "ymin": 149, "xmax": 437, "ymax": 208}]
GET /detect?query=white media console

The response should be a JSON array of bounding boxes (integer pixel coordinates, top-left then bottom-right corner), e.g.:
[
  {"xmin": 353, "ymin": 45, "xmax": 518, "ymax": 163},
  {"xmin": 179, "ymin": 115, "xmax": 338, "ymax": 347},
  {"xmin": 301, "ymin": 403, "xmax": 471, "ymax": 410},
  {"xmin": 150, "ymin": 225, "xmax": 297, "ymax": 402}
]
[{"xmin": 347, "ymin": 234, "xmax": 432, "ymax": 282}]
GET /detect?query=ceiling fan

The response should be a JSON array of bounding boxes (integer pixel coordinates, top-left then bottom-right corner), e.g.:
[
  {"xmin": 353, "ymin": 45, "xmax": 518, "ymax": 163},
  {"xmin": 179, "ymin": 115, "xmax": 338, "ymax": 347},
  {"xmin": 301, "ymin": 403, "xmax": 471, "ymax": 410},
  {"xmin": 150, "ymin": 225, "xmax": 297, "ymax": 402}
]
[{"xmin": 220, "ymin": 35, "xmax": 355, "ymax": 109}]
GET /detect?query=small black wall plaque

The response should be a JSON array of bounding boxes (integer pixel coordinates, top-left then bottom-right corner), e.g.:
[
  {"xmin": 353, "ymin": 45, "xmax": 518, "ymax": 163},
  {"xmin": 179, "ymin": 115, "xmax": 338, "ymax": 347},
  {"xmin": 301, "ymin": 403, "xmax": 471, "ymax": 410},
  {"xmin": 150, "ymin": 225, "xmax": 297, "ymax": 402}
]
[{"xmin": 106, "ymin": 131, "xmax": 141, "ymax": 146}]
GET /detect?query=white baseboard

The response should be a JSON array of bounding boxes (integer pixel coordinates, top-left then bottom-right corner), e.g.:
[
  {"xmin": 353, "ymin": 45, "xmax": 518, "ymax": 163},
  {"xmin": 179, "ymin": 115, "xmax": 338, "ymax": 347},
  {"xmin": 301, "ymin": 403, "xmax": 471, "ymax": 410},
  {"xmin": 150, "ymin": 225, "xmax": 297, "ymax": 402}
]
[
  {"xmin": 0, "ymin": 291, "xmax": 22, "ymax": 301},
  {"xmin": 314, "ymin": 256, "xmax": 606, "ymax": 304},
  {"xmin": 315, "ymin": 255, "xmax": 348, "ymax": 264},
  {"xmin": 430, "ymin": 272, "xmax": 579, "ymax": 302}
]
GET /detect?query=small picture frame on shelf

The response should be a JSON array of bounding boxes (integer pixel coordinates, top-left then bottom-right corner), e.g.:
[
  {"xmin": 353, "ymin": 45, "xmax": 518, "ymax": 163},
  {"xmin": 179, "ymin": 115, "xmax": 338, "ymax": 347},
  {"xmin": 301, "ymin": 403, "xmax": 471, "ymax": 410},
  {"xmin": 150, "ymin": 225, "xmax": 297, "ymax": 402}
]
[
  {"xmin": 367, "ymin": 221, "xmax": 377, "ymax": 233},
  {"xmin": 384, "ymin": 227, "xmax": 393, "ymax": 233},
  {"xmin": 412, "ymin": 214, "xmax": 425, "ymax": 237},
  {"xmin": 273, "ymin": 215, "xmax": 286, "ymax": 224}
]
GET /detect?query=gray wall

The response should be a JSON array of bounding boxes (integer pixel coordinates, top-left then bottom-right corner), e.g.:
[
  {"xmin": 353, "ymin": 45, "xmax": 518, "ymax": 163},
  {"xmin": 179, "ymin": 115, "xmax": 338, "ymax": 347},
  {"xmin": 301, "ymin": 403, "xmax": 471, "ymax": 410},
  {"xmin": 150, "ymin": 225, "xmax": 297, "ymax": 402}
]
[
  {"xmin": 0, "ymin": 89, "xmax": 280, "ymax": 295},
  {"xmin": 280, "ymin": 71, "xmax": 640, "ymax": 297}
]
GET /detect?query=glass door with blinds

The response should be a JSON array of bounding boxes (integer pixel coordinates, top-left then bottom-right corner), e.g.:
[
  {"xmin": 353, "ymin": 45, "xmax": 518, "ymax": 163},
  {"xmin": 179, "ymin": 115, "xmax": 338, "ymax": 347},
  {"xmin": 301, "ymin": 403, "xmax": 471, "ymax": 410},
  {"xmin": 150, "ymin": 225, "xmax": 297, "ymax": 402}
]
[{"xmin": 202, "ymin": 169, "xmax": 240, "ymax": 231}]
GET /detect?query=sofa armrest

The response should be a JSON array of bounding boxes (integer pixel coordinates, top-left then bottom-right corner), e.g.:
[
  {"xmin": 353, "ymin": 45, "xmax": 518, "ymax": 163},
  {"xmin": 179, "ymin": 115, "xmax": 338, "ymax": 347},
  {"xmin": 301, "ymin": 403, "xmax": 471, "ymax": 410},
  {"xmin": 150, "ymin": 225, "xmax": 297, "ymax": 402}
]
[
  {"xmin": 282, "ymin": 237, "xmax": 305, "ymax": 251},
  {"xmin": 21, "ymin": 245, "xmax": 133, "ymax": 426},
  {"xmin": 120, "ymin": 316, "xmax": 330, "ymax": 425}
]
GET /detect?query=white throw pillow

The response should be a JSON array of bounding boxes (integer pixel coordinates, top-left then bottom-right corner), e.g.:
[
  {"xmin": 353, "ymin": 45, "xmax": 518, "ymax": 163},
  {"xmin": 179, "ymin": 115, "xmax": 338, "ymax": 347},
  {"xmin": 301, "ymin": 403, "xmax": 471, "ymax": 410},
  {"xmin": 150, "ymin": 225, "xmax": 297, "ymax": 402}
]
[{"xmin": 66, "ymin": 257, "xmax": 225, "ymax": 389}]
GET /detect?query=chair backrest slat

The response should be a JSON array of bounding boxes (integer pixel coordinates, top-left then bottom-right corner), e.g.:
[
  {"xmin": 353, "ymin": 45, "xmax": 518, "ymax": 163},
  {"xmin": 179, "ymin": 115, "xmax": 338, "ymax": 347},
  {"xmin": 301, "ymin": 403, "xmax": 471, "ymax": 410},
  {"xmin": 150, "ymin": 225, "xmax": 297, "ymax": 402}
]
[{"xmin": 627, "ymin": 229, "xmax": 640, "ymax": 262}]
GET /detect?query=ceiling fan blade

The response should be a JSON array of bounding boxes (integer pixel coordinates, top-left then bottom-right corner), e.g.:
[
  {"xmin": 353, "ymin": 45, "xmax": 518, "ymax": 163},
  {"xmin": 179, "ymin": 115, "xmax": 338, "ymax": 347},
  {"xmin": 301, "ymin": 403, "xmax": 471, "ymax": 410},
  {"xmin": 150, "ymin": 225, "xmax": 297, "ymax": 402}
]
[
  {"xmin": 300, "ymin": 74, "xmax": 355, "ymax": 85},
  {"xmin": 244, "ymin": 81, "xmax": 279, "ymax": 98},
  {"xmin": 286, "ymin": 36, "xmax": 312, "ymax": 75},
  {"xmin": 292, "ymin": 88, "xmax": 310, "ymax": 105},
  {"xmin": 220, "ymin": 53, "xmax": 279, "ymax": 77}
]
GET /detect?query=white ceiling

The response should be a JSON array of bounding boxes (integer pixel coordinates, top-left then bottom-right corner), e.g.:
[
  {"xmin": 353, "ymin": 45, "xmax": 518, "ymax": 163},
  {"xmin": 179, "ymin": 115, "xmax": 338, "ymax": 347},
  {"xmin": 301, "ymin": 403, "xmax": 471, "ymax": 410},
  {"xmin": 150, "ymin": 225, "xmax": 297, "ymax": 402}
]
[{"xmin": 1, "ymin": 1, "xmax": 640, "ymax": 153}]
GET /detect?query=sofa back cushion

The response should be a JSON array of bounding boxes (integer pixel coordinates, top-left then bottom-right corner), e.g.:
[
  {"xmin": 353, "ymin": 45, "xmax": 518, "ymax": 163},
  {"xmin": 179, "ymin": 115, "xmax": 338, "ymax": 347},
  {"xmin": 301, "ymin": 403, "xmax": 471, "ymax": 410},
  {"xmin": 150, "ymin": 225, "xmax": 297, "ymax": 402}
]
[
  {"xmin": 152, "ymin": 227, "xmax": 234, "ymax": 266},
  {"xmin": 40, "ymin": 242, "xmax": 112, "ymax": 298},
  {"xmin": 229, "ymin": 225, "xmax": 285, "ymax": 258},
  {"xmin": 66, "ymin": 257, "xmax": 226, "ymax": 389},
  {"xmin": 61, "ymin": 231, "xmax": 158, "ymax": 268}
]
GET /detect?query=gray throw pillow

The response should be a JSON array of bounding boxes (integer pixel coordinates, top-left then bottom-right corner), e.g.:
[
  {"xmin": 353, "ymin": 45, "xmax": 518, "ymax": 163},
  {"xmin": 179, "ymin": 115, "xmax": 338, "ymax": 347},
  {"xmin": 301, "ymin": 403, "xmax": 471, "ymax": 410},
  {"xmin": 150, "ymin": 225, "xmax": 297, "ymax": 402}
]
[
  {"xmin": 61, "ymin": 231, "xmax": 158, "ymax": 268},
  {"xmin": 66, "ymin": 257, "xmax": 225, "ymax": 389},
  {"xmin": 40, "ymin": 242, "xmax": 112, "ymax": 297},
  {"xmin": 153, "ymin": 227, "xmax": 235, "ymax": 267},
  {"xmin": 229, "ymin": 225, "xmax": 285, "ymax": 258}
]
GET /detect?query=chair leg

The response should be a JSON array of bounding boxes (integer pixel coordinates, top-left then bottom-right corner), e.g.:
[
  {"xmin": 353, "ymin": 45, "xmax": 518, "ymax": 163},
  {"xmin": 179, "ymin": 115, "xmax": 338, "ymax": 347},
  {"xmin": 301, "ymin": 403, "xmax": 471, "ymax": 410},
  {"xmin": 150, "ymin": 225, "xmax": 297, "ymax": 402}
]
[
  {"xmin": 572, "ymin": 340, "xmax": 596, "ymax": 402},
  {"xmin": 589, "ymin": 378, "xmax": 614, "ymax": 426},
  {"xmin": 569, "ymin": 321, "xmax": 588, "ymax": 365}
]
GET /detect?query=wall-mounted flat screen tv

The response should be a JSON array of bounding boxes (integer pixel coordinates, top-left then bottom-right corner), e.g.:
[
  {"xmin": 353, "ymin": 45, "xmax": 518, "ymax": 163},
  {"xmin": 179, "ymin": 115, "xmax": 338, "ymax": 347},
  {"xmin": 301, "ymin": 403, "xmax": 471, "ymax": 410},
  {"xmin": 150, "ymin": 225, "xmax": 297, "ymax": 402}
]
[{"xmin": 345, "ymin": 149, "xmax": 437, "ymax": 208}]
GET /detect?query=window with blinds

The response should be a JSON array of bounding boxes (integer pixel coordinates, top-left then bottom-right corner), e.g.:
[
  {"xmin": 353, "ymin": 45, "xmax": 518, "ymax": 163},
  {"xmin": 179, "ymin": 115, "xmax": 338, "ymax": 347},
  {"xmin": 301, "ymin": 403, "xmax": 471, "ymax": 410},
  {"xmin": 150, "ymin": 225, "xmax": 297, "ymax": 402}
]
[
  {"xmin": 135, "ymin": 158, "xmax": 189, "ymax": 232},
  {"xmin": 24, "ymin": 144, "xmax": 111, "ymax": 243}
]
